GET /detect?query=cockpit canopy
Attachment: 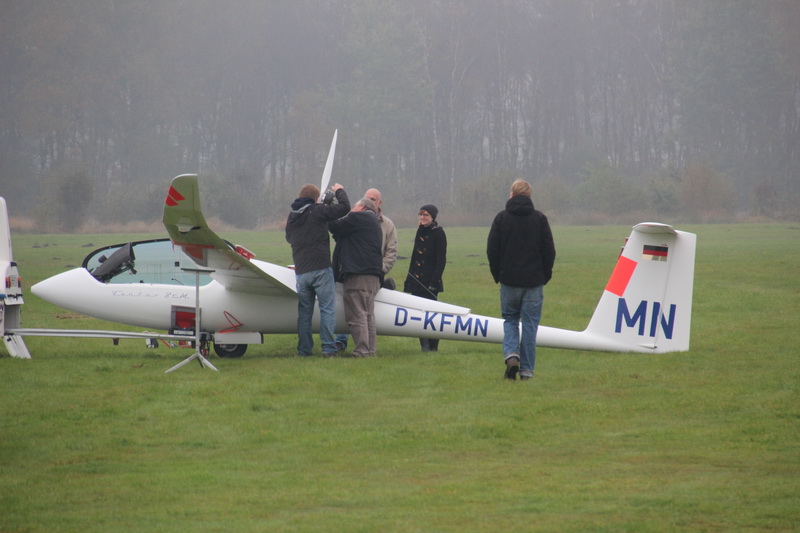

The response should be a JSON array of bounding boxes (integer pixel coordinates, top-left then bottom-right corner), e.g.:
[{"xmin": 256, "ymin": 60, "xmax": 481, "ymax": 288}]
[{"xmin": 84, "ymin": 238, "xmax": 213, "ymax": 286}]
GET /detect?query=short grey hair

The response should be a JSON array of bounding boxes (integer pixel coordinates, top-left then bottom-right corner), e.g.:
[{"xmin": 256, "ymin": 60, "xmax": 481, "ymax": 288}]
[{"xmin": 357, "ymin": 197, "xmax": 377, "ymax": 213}]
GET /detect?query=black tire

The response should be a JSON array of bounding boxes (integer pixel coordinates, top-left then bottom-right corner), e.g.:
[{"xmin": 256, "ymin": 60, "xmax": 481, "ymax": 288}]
[{"xmin": 213, "ymin": 342, "xmax": 247, "ymax": 358}]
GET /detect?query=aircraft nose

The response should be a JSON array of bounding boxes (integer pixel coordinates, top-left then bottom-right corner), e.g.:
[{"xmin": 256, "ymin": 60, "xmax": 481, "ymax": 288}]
[
  {"xmin": 31, "ymin": 274, "xmax": 58, "ymax": 301},
  {"xmin": 31, "ymin": 269, "xmax": 85, "ymax": 307}
]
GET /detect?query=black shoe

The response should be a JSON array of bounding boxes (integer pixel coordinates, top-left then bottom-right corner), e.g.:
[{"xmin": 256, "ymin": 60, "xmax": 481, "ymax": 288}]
[{"xmin": 504, "ymin": 356, "xmax": 520, "ymax": 380}]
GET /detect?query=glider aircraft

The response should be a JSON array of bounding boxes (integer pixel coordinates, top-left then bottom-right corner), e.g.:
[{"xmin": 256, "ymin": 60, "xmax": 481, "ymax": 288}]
[{"xmin": 2, "ymin": 133, "xmax": 696, "ymax": 365}]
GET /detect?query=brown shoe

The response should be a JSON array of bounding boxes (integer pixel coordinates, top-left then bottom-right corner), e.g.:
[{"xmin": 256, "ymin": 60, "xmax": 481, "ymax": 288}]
[{"xmin": 504, "ymin": 355, "xmax": 520, "ymax": 380}]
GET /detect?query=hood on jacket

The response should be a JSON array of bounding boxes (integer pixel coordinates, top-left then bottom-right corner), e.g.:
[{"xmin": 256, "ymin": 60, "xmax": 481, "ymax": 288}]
[
  {"xmin": 288, "ymin": 197, "xmax": 315, "ymax": 227},
  {"xmin": 505, "ymin": 195, "xmax": 535, "ymax": 216},
  {"xmin": 291, "ymin": 197, "xmax": 315, "ymax": 212}
]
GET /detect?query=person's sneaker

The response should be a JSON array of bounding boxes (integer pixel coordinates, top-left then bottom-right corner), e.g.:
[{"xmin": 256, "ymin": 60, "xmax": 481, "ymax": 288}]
[
  {"xmin": 504, "ymin": 355, "xmax": 520, "ymax": 380},
  {"xmin": 520, "ymin": 374, "xmax": 532, "ymax": 381},
  {"xmin": 334, "ymin": 341, "xmax": 347, "ymax": 353},
  {"xmin": 322, "ymin": 351, "xmax": 338, "ymax": 358}
]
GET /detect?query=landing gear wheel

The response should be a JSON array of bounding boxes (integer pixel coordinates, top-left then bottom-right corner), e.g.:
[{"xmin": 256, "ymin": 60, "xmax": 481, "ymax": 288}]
[{"xmin": 213, "ymin": 342, "xmax": 247, "ymax": 358}]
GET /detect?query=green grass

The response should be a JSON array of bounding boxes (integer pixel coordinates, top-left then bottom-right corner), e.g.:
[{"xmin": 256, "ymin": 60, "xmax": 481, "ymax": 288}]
[{"xmin": 2, "ymin": 224, "xmax": 799, "ymax": 532}]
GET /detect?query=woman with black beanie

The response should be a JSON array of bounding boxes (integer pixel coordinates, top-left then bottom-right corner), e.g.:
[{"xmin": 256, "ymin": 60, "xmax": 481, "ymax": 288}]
[{"xmin": 403, "ymin": 204, "xmax": 447, "ymax": 352}]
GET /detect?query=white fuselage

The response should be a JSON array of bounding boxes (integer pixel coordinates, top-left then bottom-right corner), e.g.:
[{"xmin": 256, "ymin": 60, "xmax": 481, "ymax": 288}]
[
  {"xmin": 29, "ymin": 260, "xmax": 653, "ymax": 353},
  {"xmin": 32, "ymin": 216, "xmax": 700, "ymax": 356}
]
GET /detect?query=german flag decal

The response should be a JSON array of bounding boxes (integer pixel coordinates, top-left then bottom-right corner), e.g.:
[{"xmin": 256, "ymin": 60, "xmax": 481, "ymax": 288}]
[{"xmin": 643, "ymin": 244, "xmax": 668, "ymax": 261}]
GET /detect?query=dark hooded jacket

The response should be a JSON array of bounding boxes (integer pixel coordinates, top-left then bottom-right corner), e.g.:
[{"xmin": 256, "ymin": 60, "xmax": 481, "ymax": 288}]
[
  {"xmin": 329, "ymin": 210, "xmax": 383, "ymax": 283},
  {"xmin": 487, "ymin": 195, "xmax": 556, "ymax": 288},
  {"xmin": 285, "ymin": 189, "xmax": 350, "ymax": 274}
]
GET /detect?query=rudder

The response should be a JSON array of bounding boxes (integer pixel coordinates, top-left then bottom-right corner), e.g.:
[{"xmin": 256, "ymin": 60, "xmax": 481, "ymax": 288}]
[
  {"xmin": 0, "ymin": 197, "xmax": 31, "ymax": 358},
  {"xmin": 584, "ymin": 223, "xmax": 696, "ymax": 353}
]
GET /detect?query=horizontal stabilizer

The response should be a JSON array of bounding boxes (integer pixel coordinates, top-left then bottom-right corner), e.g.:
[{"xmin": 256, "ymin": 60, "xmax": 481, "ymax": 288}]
[{"xmin": 374, "ymin": 288, "xmax": 470, "ymax": 315}]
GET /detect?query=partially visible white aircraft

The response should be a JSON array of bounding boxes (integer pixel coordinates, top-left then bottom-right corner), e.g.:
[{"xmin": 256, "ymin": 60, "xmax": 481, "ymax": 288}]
[
  {"xmin": 0, "ymin": 196, "xmax": 27, "ymax": 357},
  {"xmin": 2, "ymin": 134, "xmax": 696, "ymax": 362}
]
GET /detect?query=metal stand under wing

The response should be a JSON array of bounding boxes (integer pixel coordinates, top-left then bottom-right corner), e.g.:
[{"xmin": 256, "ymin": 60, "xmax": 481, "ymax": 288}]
[{"xmin": 164, "ymin": 268, "xmax": 218, "ymax": 373}]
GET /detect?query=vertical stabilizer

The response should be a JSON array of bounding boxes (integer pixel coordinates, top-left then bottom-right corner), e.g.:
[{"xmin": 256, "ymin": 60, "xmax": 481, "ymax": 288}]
[
  {"xmin": 0, "ymin": 197, "xmax": 31, "ymax": 358},
  {"xmin": 0, "ymin": 197, "xmax": 13, "ymax": 264},
  {"xmin": 583, "ymin": 223, "xmax": 696, "ymax": 353}
]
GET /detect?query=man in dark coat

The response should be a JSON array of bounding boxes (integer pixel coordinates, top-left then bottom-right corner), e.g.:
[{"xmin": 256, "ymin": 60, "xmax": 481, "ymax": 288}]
[
  {"xmin": 487, "ymin": 179, "xmax": 556, "ymax": 380},
  {"xmin": 333, "ymin": 187, "xmax": 398, "ymax": 352},
  {"xmin": 285, "ymin": 183, "xmax": 350, "ymax": 357},
  {"xmin": 329, "ymin": 198, "xmax": 383, "ymax": 357}
]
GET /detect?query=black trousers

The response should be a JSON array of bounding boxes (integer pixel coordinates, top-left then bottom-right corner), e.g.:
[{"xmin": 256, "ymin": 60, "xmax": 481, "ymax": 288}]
[{"xmin": 414, "ymin": 289, "xmax": 439, "ymax": 352}]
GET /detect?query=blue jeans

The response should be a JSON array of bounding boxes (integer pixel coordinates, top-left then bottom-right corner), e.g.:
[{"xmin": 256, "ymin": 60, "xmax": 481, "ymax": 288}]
[
  {"xmin": 500, "ymin": 284, "xmax": 543, "ymax": 375},
  {"xmin": 296, "ymin": 267, "xmax": 337, "ymax": 356},
  {"xmin": 334, "ymin": 333, "xmax": 349, "ymax": 349}
]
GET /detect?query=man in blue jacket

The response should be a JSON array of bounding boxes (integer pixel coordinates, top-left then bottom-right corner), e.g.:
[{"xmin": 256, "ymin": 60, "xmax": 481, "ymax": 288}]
[
  {"xmin": 329, "ymin": 198, "xmax": 383, "ymax": 358},
  {"xmin": 285, "ymin": 183, "xmax": 350, "ymax": 357},
  {"xmin": 487, "ymin": 179, "xmax": 556, "ymax": 380}
]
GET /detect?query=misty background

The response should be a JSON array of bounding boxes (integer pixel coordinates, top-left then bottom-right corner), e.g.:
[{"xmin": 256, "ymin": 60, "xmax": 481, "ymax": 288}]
[{"xmin": 1, "ymin": 0, "xmax": 798, "ymax": 231}]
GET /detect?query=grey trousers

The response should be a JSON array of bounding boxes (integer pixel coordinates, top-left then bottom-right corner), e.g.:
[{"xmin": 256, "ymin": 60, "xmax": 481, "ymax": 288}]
[{"xmin": 342, "ymin": 274, "xmax": 381, "ymax": 356}]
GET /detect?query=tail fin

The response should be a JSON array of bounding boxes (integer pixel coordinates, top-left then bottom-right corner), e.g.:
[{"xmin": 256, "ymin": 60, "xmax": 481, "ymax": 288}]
[
  {"xmin": 0, "ymin": 197, "xmax": 24, "ymax": 305},
  {"xmin": 584, "ymin": 222, "xmax": 696, "ymax": 353},
  {"xmin": 0, "ymin": 197, "xmax": 14, "ymax": 265},
  {"xmin": 0, "ymin": 197, "xmax": 31, "ymax": 358}
]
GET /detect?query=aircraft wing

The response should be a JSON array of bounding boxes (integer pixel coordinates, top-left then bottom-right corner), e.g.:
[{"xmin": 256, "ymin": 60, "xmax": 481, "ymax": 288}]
[{"xmin": 162, "ymin": 174, "xmax": 296, "ymax": 297}]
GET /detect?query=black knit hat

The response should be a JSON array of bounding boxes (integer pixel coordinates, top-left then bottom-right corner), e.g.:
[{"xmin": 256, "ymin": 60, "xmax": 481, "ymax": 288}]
[{"xmin": 419, "ymin": 204, "xmax": 438, "ymax": 220}]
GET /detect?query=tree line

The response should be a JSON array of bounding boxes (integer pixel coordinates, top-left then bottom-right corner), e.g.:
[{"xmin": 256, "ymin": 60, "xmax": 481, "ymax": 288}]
[{"xmin": 1, "ymin": 0, "xmax": 798, "ymax": 230}]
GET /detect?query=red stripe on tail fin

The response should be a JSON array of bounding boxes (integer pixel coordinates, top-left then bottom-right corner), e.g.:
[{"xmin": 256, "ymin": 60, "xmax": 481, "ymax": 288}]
[{"xmin": 605, "ymin": 256, "xmax": 637, "ymax": 297}]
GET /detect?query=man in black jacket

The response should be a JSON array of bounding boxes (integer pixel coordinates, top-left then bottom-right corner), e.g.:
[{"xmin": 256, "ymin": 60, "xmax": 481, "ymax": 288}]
[
  {"xmin": 487, "ymin": 179, "xmax": 556, "ymax": 380},
  {"xmin": 285, "ymin": 183, "xmax": 350, "ymax": 357},
  {"xmin": 329, "ymin": 198, "xmax": 383, "ymax": 357}
]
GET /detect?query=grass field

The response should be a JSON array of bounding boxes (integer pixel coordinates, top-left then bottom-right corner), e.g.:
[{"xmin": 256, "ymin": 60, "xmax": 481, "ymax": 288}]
[{"xmin": 2, "ymin": 223, "xmax": 799, "ymax": 532}]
